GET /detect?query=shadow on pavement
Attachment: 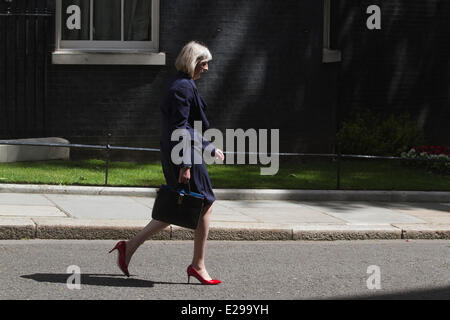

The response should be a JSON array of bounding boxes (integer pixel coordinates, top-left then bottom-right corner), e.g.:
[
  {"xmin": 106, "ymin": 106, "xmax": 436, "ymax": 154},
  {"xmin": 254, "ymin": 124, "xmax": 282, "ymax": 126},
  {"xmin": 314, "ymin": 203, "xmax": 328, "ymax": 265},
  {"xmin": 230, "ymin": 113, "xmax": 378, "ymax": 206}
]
[
  {"xmin": 20, "ymin": 273, "xmax": 194, "ymax": 288},
  {"xmin": 330, "ymin": 285, "xmax": 450, "ymax": 300},
  {"xmin": 296, "ymin": 201, "xmax": 450, "ymax": 213}
]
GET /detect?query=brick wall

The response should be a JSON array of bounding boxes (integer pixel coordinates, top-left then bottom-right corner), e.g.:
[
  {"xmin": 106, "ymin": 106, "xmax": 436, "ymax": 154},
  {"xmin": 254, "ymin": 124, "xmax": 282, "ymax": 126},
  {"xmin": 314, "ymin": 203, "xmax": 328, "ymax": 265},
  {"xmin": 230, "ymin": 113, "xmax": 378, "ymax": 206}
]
[{"xmin": 335, "ymin": 0, "xmax": 450, "ymax": 145}]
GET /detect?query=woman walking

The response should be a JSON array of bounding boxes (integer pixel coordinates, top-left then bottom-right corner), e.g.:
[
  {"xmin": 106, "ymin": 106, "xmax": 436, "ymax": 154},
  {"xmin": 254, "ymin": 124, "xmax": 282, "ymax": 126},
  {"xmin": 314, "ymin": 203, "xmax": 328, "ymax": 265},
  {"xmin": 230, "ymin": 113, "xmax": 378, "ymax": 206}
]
[{"xmin": 109, "ymin": 41, "xmax": 224, "ymax": 285}]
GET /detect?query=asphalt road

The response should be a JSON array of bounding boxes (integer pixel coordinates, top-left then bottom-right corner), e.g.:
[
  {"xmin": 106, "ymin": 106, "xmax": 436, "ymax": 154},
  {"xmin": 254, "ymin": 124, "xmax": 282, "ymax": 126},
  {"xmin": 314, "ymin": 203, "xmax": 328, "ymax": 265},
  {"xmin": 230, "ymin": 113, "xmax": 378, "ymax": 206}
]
[{"xmin": 0, "ymin": 240, "xmax": 449, "ymax": 300}]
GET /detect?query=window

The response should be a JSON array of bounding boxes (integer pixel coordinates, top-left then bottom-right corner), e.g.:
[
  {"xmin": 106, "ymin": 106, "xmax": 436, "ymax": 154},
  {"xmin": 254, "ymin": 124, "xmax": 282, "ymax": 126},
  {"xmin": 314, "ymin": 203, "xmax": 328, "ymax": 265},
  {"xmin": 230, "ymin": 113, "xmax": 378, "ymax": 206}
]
[
  {"xmin": 322, "ymin": 0, "xmax": 341, "ymax": 63},
  {"xmin": 53, "ymin": 0, "xmax": 165, "ymax": 65}
]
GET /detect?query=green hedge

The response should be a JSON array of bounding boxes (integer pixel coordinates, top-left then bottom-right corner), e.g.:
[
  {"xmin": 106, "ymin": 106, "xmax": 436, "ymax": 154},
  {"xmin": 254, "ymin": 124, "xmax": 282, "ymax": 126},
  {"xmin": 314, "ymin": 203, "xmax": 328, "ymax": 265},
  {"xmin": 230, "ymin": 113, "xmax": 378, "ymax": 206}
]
[{"xmin": 336, "ymin": 108, "xmax": 425, "ymax": 156}]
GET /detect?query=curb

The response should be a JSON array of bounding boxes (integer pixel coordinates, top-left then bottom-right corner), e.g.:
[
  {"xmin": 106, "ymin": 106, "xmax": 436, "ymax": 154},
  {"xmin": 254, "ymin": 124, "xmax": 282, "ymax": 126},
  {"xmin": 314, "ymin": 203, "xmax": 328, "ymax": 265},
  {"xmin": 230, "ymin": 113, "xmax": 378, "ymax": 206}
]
[
  {"xmin": 0, "ymin": 184, "xmax": 157, "ymax": 197},
  {"xmin": 1, "ymin": 184, "xmax": 450, "ymax": 202},
  {"xmin": 0, "ymin": 218, "xmax": 36, "ymax": 240},
  {"xmin": 1, "ymin": 218, "xmax": 449, "ymax": 241}
]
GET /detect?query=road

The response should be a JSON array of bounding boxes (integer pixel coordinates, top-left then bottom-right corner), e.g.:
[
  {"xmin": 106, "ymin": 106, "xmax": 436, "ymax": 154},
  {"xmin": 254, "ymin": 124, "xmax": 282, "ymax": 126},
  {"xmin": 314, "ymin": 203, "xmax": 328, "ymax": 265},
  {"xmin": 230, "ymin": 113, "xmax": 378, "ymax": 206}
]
[{"xmin": 0, "ymin": 240, "xmax": 449, "ymax": 300}]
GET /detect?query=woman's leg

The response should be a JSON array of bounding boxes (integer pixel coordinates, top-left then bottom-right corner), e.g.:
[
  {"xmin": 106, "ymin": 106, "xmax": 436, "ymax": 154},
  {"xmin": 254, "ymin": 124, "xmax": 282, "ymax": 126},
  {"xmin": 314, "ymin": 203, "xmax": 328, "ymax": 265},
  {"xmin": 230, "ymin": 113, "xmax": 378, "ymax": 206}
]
[
  {"xmin": 191, "ymin": 203, "xmax": 214, "ymax": 280},
  {"xmin": 125, "ymin": 219, "xmax": 170, "ymax": 265}
]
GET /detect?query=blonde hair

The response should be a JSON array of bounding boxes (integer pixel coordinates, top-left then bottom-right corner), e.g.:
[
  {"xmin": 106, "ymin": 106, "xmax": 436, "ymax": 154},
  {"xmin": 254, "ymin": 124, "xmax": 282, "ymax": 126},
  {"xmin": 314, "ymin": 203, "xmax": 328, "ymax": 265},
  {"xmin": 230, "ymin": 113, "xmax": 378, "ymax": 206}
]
[{"xmin": 175, "ymin": 41, "xmax": 212, "ymax": 78}]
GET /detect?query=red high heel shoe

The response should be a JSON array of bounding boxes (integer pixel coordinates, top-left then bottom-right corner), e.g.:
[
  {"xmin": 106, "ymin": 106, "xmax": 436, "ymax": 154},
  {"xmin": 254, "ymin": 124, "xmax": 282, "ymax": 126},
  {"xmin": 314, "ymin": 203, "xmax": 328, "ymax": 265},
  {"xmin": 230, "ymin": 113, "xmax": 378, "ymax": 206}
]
[
  {"xmin": 109, "ymin": 241, "xmax": 130, "ymax": 277},
  {"xmin": 187, "ymin": 265, "xmax": 221, "ymax": 285}
]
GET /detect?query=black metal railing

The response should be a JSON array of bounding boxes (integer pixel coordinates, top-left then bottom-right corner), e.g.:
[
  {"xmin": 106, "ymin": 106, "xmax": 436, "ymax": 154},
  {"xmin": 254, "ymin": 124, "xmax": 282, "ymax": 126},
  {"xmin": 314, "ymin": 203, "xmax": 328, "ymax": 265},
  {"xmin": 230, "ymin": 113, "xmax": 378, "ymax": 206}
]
[{"xmin": 1, "ymin": 138, "xmax": 449, "ymax": 189}]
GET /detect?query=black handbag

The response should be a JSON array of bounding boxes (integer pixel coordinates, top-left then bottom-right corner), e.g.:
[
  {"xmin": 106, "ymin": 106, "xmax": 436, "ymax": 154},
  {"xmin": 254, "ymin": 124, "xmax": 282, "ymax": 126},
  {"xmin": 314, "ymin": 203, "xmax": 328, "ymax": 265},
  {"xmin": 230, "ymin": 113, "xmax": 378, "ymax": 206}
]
[{"xmin": 152, "ymin": 183, "xmax": 205, "ymax": 230}]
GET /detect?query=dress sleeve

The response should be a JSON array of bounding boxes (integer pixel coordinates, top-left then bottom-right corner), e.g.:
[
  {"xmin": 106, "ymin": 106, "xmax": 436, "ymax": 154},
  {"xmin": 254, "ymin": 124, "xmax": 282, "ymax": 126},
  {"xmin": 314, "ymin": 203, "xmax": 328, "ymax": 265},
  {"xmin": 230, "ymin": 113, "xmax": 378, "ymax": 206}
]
[
  {"xmin": 170, "ymin": 82, "xmax": 193, "ymax": 132},
  {"xmin": 169, "ymin": 82, "xmax": 195, "ymax": 168},
  {"xmin": 202, "ymin": 137, "xmax": 216, "ymax": 157}
]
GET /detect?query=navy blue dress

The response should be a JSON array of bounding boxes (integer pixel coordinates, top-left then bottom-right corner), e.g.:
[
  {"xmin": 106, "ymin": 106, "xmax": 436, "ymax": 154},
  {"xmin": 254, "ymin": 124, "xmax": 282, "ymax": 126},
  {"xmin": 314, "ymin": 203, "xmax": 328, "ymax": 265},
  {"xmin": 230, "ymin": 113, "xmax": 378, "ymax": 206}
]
[{"xmin": 160, "ymin": 72, "xmax": 216, "ymax": 205}]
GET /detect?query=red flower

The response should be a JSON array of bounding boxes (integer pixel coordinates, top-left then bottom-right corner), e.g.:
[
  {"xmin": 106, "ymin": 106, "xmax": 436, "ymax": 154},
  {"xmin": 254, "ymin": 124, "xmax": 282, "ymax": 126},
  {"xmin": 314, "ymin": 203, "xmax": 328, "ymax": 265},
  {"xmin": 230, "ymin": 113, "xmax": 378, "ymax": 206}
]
[{"xmin": 413, "ymin": 145, "xmax": 450, "ymax": 156}]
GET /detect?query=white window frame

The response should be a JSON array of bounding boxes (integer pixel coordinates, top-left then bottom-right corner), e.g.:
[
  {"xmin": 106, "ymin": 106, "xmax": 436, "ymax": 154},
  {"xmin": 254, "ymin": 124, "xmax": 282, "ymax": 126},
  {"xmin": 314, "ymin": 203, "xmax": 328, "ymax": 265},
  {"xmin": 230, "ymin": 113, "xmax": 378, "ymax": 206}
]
[
  {"xmin": 52, "ymin": 0, "xmax": 165, "ymax": 65},
  {"xmin": 323, "ymin": 0, "xmax": 341, "ymax": 63}
]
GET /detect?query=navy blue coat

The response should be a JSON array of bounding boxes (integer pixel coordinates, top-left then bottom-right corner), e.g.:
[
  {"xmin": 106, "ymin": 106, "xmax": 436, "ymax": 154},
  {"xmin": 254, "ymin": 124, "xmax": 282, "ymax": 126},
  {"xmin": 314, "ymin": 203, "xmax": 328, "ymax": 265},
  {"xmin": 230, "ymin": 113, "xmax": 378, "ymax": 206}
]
[{"xmin": 160, "ymin": 71, "xmax": 216, "ymax": 205}]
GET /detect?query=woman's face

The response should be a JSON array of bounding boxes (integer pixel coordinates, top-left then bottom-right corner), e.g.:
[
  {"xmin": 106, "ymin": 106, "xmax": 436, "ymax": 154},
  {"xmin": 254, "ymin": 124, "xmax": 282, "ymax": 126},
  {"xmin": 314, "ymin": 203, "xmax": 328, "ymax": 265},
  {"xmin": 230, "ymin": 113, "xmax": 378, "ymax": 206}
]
[{"xmin": 193, "ymin": 60, "xmax": 209, "ymax": 80}]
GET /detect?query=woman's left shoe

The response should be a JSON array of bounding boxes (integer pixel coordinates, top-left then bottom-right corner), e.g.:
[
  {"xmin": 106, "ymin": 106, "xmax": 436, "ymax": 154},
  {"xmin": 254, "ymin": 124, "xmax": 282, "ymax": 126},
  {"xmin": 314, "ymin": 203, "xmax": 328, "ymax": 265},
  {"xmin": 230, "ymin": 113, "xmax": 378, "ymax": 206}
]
[
  {"xmin": 109, "ymin": 241, "xmax": 130, "ymax": 277},
  {"xmin": 187, "ymin": 265, "xmax": 221, "ymax": 285}
]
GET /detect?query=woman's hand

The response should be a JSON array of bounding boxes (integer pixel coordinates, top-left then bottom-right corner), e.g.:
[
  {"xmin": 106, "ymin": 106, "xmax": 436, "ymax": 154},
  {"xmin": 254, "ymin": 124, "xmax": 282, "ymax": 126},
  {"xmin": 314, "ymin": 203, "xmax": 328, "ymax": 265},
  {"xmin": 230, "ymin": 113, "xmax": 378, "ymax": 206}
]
[
  {"xmin": 215, "ymin": 149, "xmax": 225, "ymax": 161},
  {"xmin": 178, "ymin": 167, "xmax": 191, "ymax": 184}
]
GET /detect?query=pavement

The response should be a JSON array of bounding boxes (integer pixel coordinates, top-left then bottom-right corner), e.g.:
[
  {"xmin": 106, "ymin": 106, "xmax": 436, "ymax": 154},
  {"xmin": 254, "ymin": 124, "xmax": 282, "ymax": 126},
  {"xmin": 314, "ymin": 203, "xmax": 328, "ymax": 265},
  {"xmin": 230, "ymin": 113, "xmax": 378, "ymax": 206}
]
[{"xmin": 0, "ymin": 184, "xmax": 449, "ymax": 241}]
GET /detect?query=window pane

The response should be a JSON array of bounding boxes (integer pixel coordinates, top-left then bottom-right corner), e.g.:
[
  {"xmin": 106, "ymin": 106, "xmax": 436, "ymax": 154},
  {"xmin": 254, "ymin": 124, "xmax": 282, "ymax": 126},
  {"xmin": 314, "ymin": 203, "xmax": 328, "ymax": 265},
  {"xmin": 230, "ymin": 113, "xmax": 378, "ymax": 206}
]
[
  {"xmin": 124, "ymin": 0, "xmax": 152, "ymax": 41},
  {"xmin": 61, "ymin": 0, "xmax": 90, "ymax": 40},
  {"xmin": 93, "ymin": 0, "xmax": 121, "ymax": 40}
]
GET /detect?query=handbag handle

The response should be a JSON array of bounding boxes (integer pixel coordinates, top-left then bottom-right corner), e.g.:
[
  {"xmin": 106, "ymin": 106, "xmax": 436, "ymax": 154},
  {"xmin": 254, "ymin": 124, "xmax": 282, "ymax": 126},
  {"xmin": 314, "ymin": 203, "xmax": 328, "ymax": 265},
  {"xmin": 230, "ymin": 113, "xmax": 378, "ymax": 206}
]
[{"xmin": 177, "ymin": 182, "xmax": 191, "ymax": 195}]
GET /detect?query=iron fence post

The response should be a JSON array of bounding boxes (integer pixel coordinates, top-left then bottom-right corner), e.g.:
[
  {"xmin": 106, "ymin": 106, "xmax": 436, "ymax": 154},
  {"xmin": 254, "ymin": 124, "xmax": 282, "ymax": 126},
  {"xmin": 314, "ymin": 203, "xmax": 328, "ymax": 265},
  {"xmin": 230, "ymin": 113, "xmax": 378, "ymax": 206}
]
[
  {"xmin": 337, "ymin": 148, "xmax": 342, "ymax": 190},
  {"xmin": 105, "ymin": 133, "xmax": 111, "ymax": 185}
]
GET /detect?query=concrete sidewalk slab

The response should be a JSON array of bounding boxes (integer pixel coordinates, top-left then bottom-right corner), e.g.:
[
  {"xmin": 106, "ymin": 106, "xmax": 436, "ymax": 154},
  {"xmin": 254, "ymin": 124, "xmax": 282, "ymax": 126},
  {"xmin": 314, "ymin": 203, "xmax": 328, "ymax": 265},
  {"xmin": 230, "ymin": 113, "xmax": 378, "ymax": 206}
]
[
  {"xmin": 298, "ymin": 202, "xmax": 427, "ymax": 224},
  {"xmin": 210, "ymin": 204, "xmax": 260, "ymax": 223},
  {"xmin": 130, "ymin": 197, "xmax": 155, "ymax": 209},
  {"xmin": 0, "ymin": 193, "xmax": 54, "ymax": 206},
  {"xmin": 382, "ymin": 203, "xmax": 450, "ymax": 224},
  {"xmin": 44, "ymin": 194, "xmax": 153, "ymax": 220},
  {"xmin": 228, "ymin": 207, "xmax": 345, "ymax": 224},
  {"xmin": 0, "ymin": 205, "xmax": 66, "ymax": 217},
  {"xmin": 217, "ymin": 200, "xmax": 308, "ymax": 208}
]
